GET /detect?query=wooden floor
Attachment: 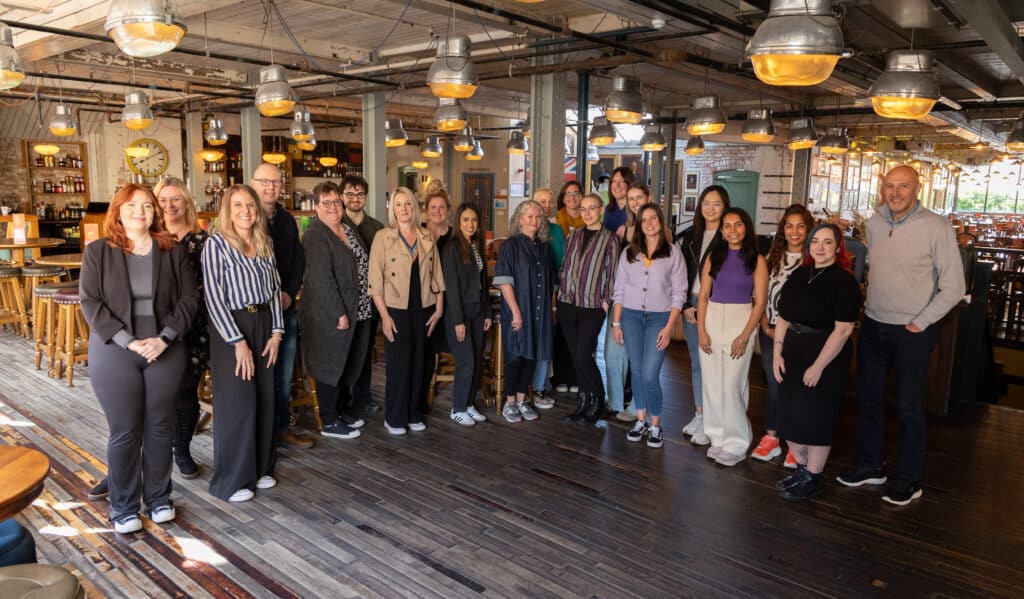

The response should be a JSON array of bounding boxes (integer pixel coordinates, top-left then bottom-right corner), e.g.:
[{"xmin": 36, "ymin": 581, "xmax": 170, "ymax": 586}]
[{"xmin": 1, "ymin": 329, "xmax": 1023, "ymax": 599}]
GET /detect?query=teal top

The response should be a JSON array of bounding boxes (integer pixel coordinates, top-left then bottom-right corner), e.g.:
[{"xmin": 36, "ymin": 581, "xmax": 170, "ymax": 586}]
[{"xmin": 546, "ymin": 220, "xmax": 565, "ymax": 269}]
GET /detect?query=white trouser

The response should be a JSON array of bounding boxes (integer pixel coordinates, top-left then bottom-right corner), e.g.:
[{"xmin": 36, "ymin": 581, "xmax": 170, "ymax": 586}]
[{"xmin": 698, "ymin": 301, "xmax": 755, "ymax": 455}]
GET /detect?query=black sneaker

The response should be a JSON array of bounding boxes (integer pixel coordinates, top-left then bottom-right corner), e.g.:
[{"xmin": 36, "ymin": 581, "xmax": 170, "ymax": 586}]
[
  {"xmin": 321, "ymin": 422, "xmax": 361, "ymax": 439},
  {"xmin": 882, "ymin": 480, "xmax": 923, "ymax": 506},
  {"xmin": 646, "ymin": 427, "xmax": 664, "ymax": 448},
  {"xmin": 174, "ymin": 451, "xmax": 199, "ymax": 479},
  {"xmin": 360, "ymin": 401, "xmax": 382, "ymax": 416},
  {"xmin": 781, "ymin": 472, "xmax": 824, "ymax": 501},
  {"xmin": 836, "ymin": 466, "xmax": 887, "ymax": 487},
  {"xmin": 338, "ymin": 413, "xmax": 365, "ymax": 429},
  {"xmin": 626, "ymin": 420, "xmax": 648, "ymax": 442},
  {"xmin": 88, "ymin": 478, "xmax": 109, "ymax": 500},
  {"xmin": 775, "ymin": 465, "xmax": 809, "ymax": 491}
]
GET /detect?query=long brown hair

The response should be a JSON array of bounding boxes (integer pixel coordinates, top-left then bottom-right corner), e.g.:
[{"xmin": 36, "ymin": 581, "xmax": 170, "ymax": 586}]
[
  {"xmin": 214, "ymin": 184, "xmax": 274, "ymax": 258},
  {"xmin": 626, "ymin": 203, "xmax": 670, "ymax": 263},
  {"xmin": 104, "ymin": 184, "xmax": 176, "ymax": 253},
  {"xmin": 451, "ymin": 203, "xmax": 483, "ymax": 264},
  {"xmin": 765, "ymin": 204, "xmax": 814, "ymax": 276}
]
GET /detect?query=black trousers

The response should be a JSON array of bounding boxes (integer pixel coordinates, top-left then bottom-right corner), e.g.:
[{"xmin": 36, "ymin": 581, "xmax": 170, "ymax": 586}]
[
  {"xmin": 445, "ymin": 308, "xmax": 485, "ymax": 413},
  {"xmin": 317, "ymin": 318, "xmax": 372, "ymax": 425},
  {"xmin": 551, "ymin": 314, "xmax": 577, "ymax": 388},
  {"xmin": 856, "ymin": 317, "xmax": 934, "ymax": 483},
  {"xmin": 89, "ymin": 333, "xmax": 186, "ymax": 521},
  {"xmin": 346, "ymin": 308, "xmax": 379, "ymax": 409},
  {"xmin": 208, "ymin": 308, "xmax": 277, "ymax": 501},
  {"xmin": 505, "ymin": 356, "xmax": 536, "ymax": 397},
  {"xmin": 174, "ymin": 368, "xmax": 202, "ymax": 452},
  {"xmin": 384, "ymin": 306, "xmax": 430, "ymax": 428},
  {"xmin": 557, "ymin": 302, "xmax": 606, "ymax": 395}
]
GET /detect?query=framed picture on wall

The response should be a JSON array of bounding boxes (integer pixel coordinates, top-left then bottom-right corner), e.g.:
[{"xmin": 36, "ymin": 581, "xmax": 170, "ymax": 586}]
[
  {"xmin": 462, "ymin": 173, "xmax": 495, "ymax": 234},
  {"xmin": 684, "ymin": 194, "xmax": 698, "ymax": 213},
  {"xmin": 684, "ymin": 171, "xmax": 700, "ymax": 193},
  {"xmin": 620, "ymin": 154, "xmax": 643, "ymax": 182}
]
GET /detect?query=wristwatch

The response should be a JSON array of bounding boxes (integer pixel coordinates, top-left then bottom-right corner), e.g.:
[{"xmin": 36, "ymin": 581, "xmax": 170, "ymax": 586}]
[{"xmin": 611, "ymin": 322, "xmax": 621, "ymax": 328}]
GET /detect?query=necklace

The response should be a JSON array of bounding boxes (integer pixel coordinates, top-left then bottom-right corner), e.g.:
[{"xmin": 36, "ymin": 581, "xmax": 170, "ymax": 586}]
[
  {"xmin": 808, "ymin": 264, "xmax": 832, "ymax": 284},
  {"xmin": 131, "ymin": 237, "xmax": 152, "ymax": 255}
]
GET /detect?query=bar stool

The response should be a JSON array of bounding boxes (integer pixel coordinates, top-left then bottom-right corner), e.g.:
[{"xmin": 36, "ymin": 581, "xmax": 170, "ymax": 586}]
[
  {"xmin": 21, "ymin": 264, "xmax": 67, "ymax": 320},
  {"xmin": 33, "ymin": 281, "xmax": 78, "ymax": 372},
  {"xmin": 52, "ymin": 288, "xmax": 89, "ymax": 387},
  {"xmin": 427, "ymin": 352, "xmax": 456, "ymax": 410},
  {"xmin": 0, "ymin": 265, "xmax": 29, "ymax": 337},
  {"xmin": 288, "ymin": 341, "xmax": 322, "ymax": 430},
  {"xmin": 479, "ymin": 294, "xmax": 504, "ymax": 413}
]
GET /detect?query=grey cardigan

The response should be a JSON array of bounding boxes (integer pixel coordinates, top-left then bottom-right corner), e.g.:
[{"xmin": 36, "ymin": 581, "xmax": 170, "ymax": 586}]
[{"xmin": 298, "ymin": 219, "xmax": 361, "ymax": 383}]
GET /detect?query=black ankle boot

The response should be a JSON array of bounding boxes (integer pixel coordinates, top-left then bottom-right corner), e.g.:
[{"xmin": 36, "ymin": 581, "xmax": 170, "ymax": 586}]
[
  {"xmin": 174, "ymin": 404, "xmax": 200, "ymax": 479},
  {"xmin": 775, "ymin": 464, "xmax": 809, "ymax": 491},
  {"xmin": 583, "ymin": 393, "xmax": 605, "ymax": 423},
  {"xmin": 781, "ymin": 470, "xmax": 823, "ymax": 501},
  {"xmin": 564, "ymin": 392, "xmax": 587, "ymax": 422}
]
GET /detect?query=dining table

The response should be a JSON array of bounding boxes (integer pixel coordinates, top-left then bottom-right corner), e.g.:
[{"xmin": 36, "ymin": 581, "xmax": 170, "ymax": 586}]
[
  {"xmin": 31, "ymin": 253, "xmax": 83, "ymax": 270},
  {"xmin": 0, "ymin": 446, "xmax": 50, "ymax": 520},
  {"xmin": 0, "ymin": 238, "xmax": 65, "ymax": 267}
]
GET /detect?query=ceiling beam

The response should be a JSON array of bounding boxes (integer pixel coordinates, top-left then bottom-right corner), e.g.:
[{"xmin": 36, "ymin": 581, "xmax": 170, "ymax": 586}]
[{"xmin": 941, "ymin": 0, "xmax": 1024, "ymax": 86}]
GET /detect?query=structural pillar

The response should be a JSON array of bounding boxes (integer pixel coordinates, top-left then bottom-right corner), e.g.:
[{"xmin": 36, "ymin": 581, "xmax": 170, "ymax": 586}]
[
  {"xmin": 664, "ymin": 113, "xmax": 678, "ymax": 226},
  {"xmin": 240, "ymin": 106, "xmax": 262, "ymax": 181},
  {"xmin": 529, "ymin": 54, "xmax": 567, "ymax": 200},
  {"xmin": 791, "ymin": 148, "xmax": 812, "ymax": 205},
  {"xmin": 575, "ymin": 71, "xmax": 590, "ymax": 186},
  {"xmin": 362, "ymin": 92, "xmax": 387, "ymax": 221}
]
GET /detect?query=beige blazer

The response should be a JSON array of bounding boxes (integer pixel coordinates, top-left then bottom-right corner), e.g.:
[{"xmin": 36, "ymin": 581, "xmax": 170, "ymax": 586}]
[{"xmin": 368, "ymin": 226, "xmax": 445, "ymax": 310}]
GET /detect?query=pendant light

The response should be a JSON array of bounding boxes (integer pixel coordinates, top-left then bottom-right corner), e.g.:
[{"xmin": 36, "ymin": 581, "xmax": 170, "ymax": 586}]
[
  {"xmin": 384, "ymin": 119, "xmax": 408, "ymax": 147},
  {"xmin": 319, "ymin": 141, "xmax": 338, "ymax": 167},
  {"xmin": 122, "ymin": 89, "xmax": 153, "ymax": 130},
  {"xmin": 786, "ymin": 117, "xmax": 818, "ymax": 150},
  {"xmin": 640, "ymin": 126, "xmax": 667, "ymax": 152},
  {"xmin": 588, "ymin": 116, "xmax": 617, "ymax": 146},
  {"xmin": 603, "ymin": 76, "xmax": 644, "ymax": 124},
  {"xmin": 290, "ymin": 109, "xmax": 314, "ymax": 141},
  {"xmin": 586, "ymin": 144, "xmax": 600, "ymax": 162},
  {"xmin": 48, "ymin": 104, "xmax": 78, "ymax": 137},
  {"xmin": 466, "ymin": 139, "xmax": 484, "ymax": 160},
  {"xmin": 687, "ymin": 96, "xmax": 726, "ymax": 136},
  {"xmin": 411, "ymin": 160, "xmax": 429, "ymax": 169},
  {"xmin": 869, "ymin": 50, "xmax": 940, "ymax": 120},
  {"xmin": 200, "ymin": 147, "xmax": 224, "ymax": 162},
  {"xmin": 522, "ymin": 115, "xmax": 531, "ymax": 140},
  {"xmin": 262, "ymin": 137, "xmax": 287, "ymax": 165},
  {"xmin": 507, "ymin": 130, "xmax": 528, "ymax": 155},
  {"xmin": 1006, "ymin": 113, "xmax": 1024, "ymax": 153},
  {"xmin": 105, "ymin": 0, "xmax": 187, "ymax": 58},
  {"xmin": 34, "ymin": 143, "xmax": 61, "ymax": 156},
  {"xmin": 297, "ymin": 137, "xmax": 316, "ymax": 152},
  {"xmin": 746, "ymin": 0, "xmax": 844, "ymax": 86},
  {"xmin": 433, "ymin": 97, "xmax": 467, "ymax": 132},
  {"xmin": 741, "ymin": 108, "xmax": 776, "ymax": 143},
  {"xmin": 426, "ymin": 35, "xmax": 478, "ymax": 99},
  {"xmin": 0, "ymin": 23, "xmax": 24, "ymax": 90},
  {"xmin": 453, "ymin": 127, "xmax": 475, "ymax": 152},
  {"xmin": 255, "ymin": 64, "xmax": 295, "ymax": 117},
  {"xmin": 819, "ymin": 127, "xmax": 849, "ymax": 154},
  {"xmin": 685, "ymin": 136, "xmax": 705, "ymax": 156},
  {"xmin": 421, "ymin": 135, "xmax": 444, "ymax": 158},
  {"xmin": 205, "ymin": 116, "xmax": 228, "ymax": 146}
]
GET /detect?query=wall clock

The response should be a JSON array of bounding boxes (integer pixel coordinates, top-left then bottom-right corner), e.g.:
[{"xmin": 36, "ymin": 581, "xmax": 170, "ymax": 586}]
[{"xmin": 126, "ymin": 137, "xmax": 169, "ymax": 179}]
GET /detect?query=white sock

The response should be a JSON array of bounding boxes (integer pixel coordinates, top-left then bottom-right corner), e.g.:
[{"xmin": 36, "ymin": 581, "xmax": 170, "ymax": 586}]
[{"xmin": 651, "ymin": 425, "xmax": 661, "ymax": 434}]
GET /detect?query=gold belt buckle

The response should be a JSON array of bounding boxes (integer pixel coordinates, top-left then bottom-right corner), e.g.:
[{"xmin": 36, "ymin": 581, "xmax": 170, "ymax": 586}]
[{"xmin": 246, "ymin": 304, "xmax": 258, "ymax": 313}]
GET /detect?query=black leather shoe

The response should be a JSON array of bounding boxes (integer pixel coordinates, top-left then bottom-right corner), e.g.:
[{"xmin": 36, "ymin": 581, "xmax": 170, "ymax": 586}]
[
  {"xmin": 775, "ymin": 464, "xmax": 809, "ymax": 491},
  {"xmin": 583, "ymin": 393, "xmax": 605, "ymax": 423},
  {"xmin": 564, "ymin": 392, "xmax": 587, "ymax": 422},
  {"xmin": 781, "ymin": 471, "xmax": 824, "ymax": 501},
  {"xmin": 88, "ymin": 478, "xmax": 109, "ymax": 501}
]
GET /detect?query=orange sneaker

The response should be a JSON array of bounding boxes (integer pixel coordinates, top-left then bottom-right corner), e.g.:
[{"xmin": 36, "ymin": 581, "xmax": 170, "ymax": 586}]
[
  {"xmin": 784, "ymin": 450, "xmax": 798, "ymax": 469},
  {"xmin": 750, "ymin": 434, "xmax": 782, "ymax": 461}
]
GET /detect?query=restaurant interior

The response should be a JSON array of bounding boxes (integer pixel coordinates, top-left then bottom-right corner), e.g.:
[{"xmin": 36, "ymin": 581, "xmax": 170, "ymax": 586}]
[{"xmin": 0, "ymin": 1, "xmax": 1023, "ymax": 597}]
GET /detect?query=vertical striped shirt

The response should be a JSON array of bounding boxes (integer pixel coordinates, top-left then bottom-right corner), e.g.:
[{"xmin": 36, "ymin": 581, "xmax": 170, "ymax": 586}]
[
  {"xmin": 201, "ymin": 233, "xmax": 284, "ymax": 344},
  {"xmin": 558, "ymin": 227, "xmax": 619, "ymax": 308}
]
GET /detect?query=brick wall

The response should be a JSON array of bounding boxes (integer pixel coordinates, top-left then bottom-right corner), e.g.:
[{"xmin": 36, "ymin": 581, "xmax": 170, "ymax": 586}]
[{"xmin": 0, "ymin": 138, "xmax": 30, "ymax": 213}]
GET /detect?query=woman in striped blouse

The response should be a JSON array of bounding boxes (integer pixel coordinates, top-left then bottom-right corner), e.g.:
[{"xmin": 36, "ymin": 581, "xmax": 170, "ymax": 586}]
[
  {"xmin": 558, "ymin": 193, "xmax": 619, "ymax": 423},
  {"xmin": 201, "ymin": 184, "xmax": 284, "ymax": 503}
]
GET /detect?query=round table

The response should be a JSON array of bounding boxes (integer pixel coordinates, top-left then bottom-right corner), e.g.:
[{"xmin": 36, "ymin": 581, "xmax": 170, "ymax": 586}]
[
  {"xmin": 0, "ymin": 238, "xmax": 66, "ymax": 267},
  {"xmin": 32, "ymin": 253, "xmax": 82, "ymax": 269},
  {"xmin": 0, "ymin": 446, "xmax": 50, "ymax": 520}
]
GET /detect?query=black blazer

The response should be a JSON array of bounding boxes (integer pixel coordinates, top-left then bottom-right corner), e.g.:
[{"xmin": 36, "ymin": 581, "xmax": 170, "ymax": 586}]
[
  {"xmin": 80, "ymin": 238, "xmax": 199, "ymax": 344},
  {"xmin": 677, "ymin": 226, "xmax": 721, "ymax": 310},
  {"xmin": 441, "ymin": 239, "xmax": 488, "ymax": 326}
]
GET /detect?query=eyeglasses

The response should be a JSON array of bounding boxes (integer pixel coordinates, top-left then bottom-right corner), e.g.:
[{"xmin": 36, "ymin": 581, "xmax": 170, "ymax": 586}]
[
  {"xmin": 343, "ymin": 191, "xmax": 368, "ymax": 200},
  {"xmin": 252, "ymin": 178, "xmax": 283, "ymax": 188},
  {"xmin": 318, "ymin": 199, "xmax": 343, "ymax": 208}
]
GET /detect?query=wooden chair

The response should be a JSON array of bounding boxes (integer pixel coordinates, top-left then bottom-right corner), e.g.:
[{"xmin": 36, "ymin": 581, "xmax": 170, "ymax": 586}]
[
  {"xmin": 196, "ymin": 370, "xmax": 213, "ymax": 433},
  {"xmin": 288, "ymin": 330, "xmax": 321, "ymax": 430},
  {"xmin": 0, "ymin": 265, "xmax": 29, "ymax": 337},
  {"xmin": 478, "ymin": 291, "xmax": 504, "ymax": 413},
  {"xmin": 51, "ymin": 288, "xmax": 88, "ymax": 386},
  {"xmin": 22, "ymin": 264, "xmax": 66, "ymax": 320},
  {"xmin": 426, "ymin": 352, "xmax": 456, "ymax": 410},
  {"xmin": 0, "ymin": 215, "xmax": 40, "ymax": 264},
  {"xmin": 33, "ymin": 281, "xmax": 78, "ymax": 372}
]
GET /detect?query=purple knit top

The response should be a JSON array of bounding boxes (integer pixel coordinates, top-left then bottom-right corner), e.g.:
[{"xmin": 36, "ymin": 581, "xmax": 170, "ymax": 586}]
[{"xmin": 710, "ymin": 249, "xmax": 753, "ymax": 304}]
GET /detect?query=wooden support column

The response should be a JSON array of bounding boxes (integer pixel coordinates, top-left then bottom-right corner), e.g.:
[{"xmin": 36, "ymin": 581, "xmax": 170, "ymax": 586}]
[{"xmin": 362, "ymin": 92, "xmax": 387, "ymax": 221}]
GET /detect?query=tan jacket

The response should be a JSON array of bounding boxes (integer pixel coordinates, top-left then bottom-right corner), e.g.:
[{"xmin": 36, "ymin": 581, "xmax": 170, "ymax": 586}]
[{"xmin": 368, "ymin": 226, "xmax": 445, "ymax": 310}]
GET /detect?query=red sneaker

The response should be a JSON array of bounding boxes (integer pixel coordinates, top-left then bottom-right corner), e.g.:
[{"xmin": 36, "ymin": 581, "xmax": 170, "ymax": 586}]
[
  {"xmin": 784, "ymin": 450, "xmax": 798, "ymax": 469},
  {"xmin": 750, "ymin": 434, "xmax": 782, "ymax": 461}
]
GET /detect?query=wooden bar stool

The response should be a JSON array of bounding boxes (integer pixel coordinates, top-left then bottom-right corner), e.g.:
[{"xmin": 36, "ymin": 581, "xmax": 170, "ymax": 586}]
[
  {"xmin": 0, "ymin": 265, "xmax": 29, "ymax": 337},
  {"xmin": 52, "ymin": 289, "xmax": 89, "ymax": 387},
  {"xmin": 22, "ymin": 265, "xmax": 67, "ymax": 320},
  {"xmin": 33, "ymin": 281, "xmax": 78, "ymax": 372},
  {"xmin": 427, "ymin": 352, "xmax": 456, "ymax": 410},
  {"xmin": 288, "ymin": 341, "xmax": 321, "ymax": 430},
  {"xmin": 479, "ymin": 296, "xmax": 504, "ymax": 413}
]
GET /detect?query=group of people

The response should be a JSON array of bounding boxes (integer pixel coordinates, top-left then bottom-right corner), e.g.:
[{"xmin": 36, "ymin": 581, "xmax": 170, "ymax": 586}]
[{"xmin": 80, "ymin": 161, "xmax": 962, "ymax": 534}]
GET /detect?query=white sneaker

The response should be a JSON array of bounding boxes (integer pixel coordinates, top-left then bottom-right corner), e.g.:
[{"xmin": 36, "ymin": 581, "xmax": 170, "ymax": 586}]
[
  {"xmin": 690, "ymin": 430, "xmax": 711, "ymax": 446},
  {"xmin": 113, "ymin": 514, "xmax": 142, "ymax": 534},
  {"xmin": 555, "ymin": 384, "xmax": 569, "ymax": 393},
  {"xmin": 228, "ymin": 489, "xmax": 254, "ymax": 502},
  {"xmin": 150, "ymin": 505, "xmax": 175, "ymax": 524},
  {"xmin": 682, "ymin": 413, "xmax": 703, "ymax": 436},
  {"xmin": 466, "ymin": 405, "xmax": 487, "ymax": 422},
  {"xmin": 385, "ymin": 423, "xmax": 407, "ymax": 435},
  {"xmin": 450, "ymin": 411, "xmax": 476, "ymax": 426},
  {"xmin": 257, "ymin": 475, "xmax": 277, "ymax": 489},
  {"xmin": 409, "ymin": 421, "xmax": 427, "ymax": 432},
  {"xmin": 518, "ymin": 401, "xmax": 539, "ymax": 421},
  {"xmin": 569, "ymin": 385, "xmax": 579, "ymax": 393}
]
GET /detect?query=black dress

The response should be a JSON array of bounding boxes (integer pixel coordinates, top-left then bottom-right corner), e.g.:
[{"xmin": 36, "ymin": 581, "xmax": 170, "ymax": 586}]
[{"xmin": 776, "ymin": 264, "xmax": 862, "ymax": 446}]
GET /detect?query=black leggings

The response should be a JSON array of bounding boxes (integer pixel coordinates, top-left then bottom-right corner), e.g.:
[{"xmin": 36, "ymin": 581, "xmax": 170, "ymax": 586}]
[
  {"xmin": 557, "ymin": 302, "xmax": 606, "ymax": 395},
  {"xmin": 505, "ymin": 356, "xmax": 536, "ymax": 397}
]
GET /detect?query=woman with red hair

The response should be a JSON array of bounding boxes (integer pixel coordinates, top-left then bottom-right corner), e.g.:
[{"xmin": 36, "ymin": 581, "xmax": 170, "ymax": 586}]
[
  {"xmin": 80, "ymin": 184, "xmax": 199, "ymax": 533},
  {"xmin": 771, "ymin": 223, "xmax": 862, "ymax": 501}
]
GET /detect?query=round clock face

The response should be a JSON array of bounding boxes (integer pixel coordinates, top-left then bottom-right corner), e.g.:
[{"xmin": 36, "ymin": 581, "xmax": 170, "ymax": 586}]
[{"xmin": 126, "ymin": 138, "xmax": 169, "ymax": 179}]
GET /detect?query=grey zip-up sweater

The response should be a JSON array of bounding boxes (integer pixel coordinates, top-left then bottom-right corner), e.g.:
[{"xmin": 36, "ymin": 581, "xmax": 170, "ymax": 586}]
[{"xmin": 865, "ymin": 203, "xmax": 965, "ymax": 329}]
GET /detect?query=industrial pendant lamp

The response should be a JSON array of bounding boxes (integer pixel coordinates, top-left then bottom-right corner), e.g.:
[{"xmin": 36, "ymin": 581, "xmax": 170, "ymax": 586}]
[
  {"xmin": 297, "ymin": 136, "xmax": 316, "ymax": 152},
  {"xmin": 200, "ymin": 147, "xmax": 225, "ymax": 162},
  {"xmin": 290, "ymin": 109, "xmax": 314, "ymax": 141},
  {"xmin": 34, "ymin": 143, "xmax": 61, "ymax": 156},
  {"xmin": 122, "ymin": 89, "xmax": 154, "ymax": 130},
  {"xmin": 507, "ymin": 130, "xmax": 528, "ymax": 155},
  {"xmin": 746, "ymin": 0, "xmax": 844, "ymax": 86},
  {"xmin": 434, "ymin": 98, "xmax": 467, "ymax": 132},
  {"xmin": 640, "ymin": 126, "xmax": 667, "ymax": 152},
  {"xmin": 319, "ymin": 141, "xmax": 338, "ymax": 167},
  {"xmin": 426, "ymin": 35, "xmax": 478, "ymax": 99},
  {"xmin": 411, "ymin": 160, "xmax": 429, "ymax": 169},
  {"xmin": 453, "ymin": 127, "xmax": 475, "ymax": 152},
  {"xmin": 48, "ymin": 104, "xmax": 78, "ymax": 137},
  {"xmin": 869, "ymin": 50, "xmax": 940, "ymax": 120},
  {"xmin": 1006, "ymin": 113, "xmax": 1024, "ymax": 152},
  {"xmin": 255, "ymin": 65, "xmax": 295, "ymax": 117},
  {"xmin": 685, "ymin": 136, "xmax": 705, "ymax": 156},
  {"xmin": 687, "ymin": 96, "xmax": 726, "ymax": 136},
  {"xmin": 466, "ymin": 139, "xmax": 484, "ymax": 160},
  {"xmin": 786, "ymin": 117, "xmax": 818, "ymax": 150},
  {"xmin": 0, "ymin": 23, "xmax": 24, "ymax": 90},
  {"xmin": 421, "ymin": 135, "xmax": 444, "ymax": 158},
  {"xmin": 205, "ymin": 116, "xmax": 227, "ymax": 146},
  {"xmin": 105, "ymin": 0, "xmax": 187, "ymax": 58},
  {"xmin": 124, "ymin": 132, "xmax": 150, "ymax": 158},
  {"xmin": 384, "ymin": 119, "xmax": 409, "ymax": 147},
  {"xmin": 740, "ymin": 108, "xmax": 775, "ymax": 143},
  {"xmin": 603, "ymin": 76, "xmax": 644, "ymax": 124},
  {"xmin": 588, "ymin": 116, "xmax": 617, "ymax": 146},
  {"xmin": 819, "ymin": 127, "xmax": 849, "ymax": 154},
  {"xmin": 586, "ymin": 144, "xmax": 600, "ymax": 161},
  {"xmin": 262, "ymin": 137, "xmax": 287, "ymax": 165}
]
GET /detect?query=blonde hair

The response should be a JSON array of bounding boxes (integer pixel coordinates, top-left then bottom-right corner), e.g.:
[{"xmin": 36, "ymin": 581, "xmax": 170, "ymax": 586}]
[
  {"xmin": 510, "ymin": 199, "xmax": 548, "ymax": 241},
  {"xmin": 153, "ymin": 176, "xmax": 201, "ymax": 234},
  {"xmin": 388, "ymin": 186, "xmax": 422, "ymax": 228},
  {"xmin": 425, "ymin": 179, "xmax": 446, "ymax": 198},
  {"xmin": 214, "ymin": 184, "xmax": 274, "ymax": 258}
]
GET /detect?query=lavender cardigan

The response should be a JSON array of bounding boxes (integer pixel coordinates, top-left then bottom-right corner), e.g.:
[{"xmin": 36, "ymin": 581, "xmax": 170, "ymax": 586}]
[{"xmin": 612, "ymin": 244, "xmax": 688, "ymax": 313}]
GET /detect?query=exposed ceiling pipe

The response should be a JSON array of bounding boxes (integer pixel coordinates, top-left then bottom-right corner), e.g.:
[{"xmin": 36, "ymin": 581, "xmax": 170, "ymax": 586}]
[
  {"xmin": 24, "ymin": 71, "xmax": 251, "ymax": 101},
  {"xmin": 625, "ymin": 0, "xmax": 756, "ymax": 36}
]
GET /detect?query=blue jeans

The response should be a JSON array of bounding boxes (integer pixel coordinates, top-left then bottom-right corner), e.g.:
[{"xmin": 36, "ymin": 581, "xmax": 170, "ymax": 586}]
[
  {"xmin": 604, "ymin": 316, "xmax": 632, "ymax": 413},
  {"xmin": 620, "ymin": 308, "xmax": 670, "ymax": 417},
  {"xmin": 683, "ymin": 315, "xmax": 703, "ymax": 409},
  {"xmin": 532, "ymin": 360, "xmax": 550, "ymax": 393},
  {"xmin": 273, "ymin": 308, "xmax": 299, "ymax": 435}
]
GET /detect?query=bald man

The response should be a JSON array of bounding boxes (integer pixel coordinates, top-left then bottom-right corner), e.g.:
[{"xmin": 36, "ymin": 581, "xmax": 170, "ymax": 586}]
[{"xmin": 837, "ymin": 166, "xmax": 964, "ymax": 505}]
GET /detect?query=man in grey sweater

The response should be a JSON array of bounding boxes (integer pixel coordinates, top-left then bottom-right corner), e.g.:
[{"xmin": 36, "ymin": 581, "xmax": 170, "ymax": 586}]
[{"xmin": 837, "ymin": 165, "xmax": 965, "ymax": 506}]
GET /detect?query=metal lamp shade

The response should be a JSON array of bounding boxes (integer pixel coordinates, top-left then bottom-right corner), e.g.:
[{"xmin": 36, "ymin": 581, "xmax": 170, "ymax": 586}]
[
  {"xmin": 453, "ymin": 127, "xmax": 475, "ymax": 152},
  {"xmin": 255, "ymin": 65, "xmax": 295, "ymax": 117},
  {"xmin": 48, "ymin": 104, "xmax": 78, "ymax": 137},
  {"xmin": 0, "ymin": 24, "xmax": 24, "ymax": 90},
  {"xmin": 687, "ymin": 96, "xmax": 726, "ymax": 136},
  {"xmin": 740, "ymin": 108, "xmax": 775, "ymax": 143},
  {"xmin": 422, "ymin": 135, "xmax": 444, "ymax": 158},
  {"xmin": 205, "ymin": 117, "xmax": 228, "ymax": 146},
  {"xmin": 869, "ymin": 50, "xmax": 940, "ymax": 120},
  {"xmin": 105, "ymin": 0, "xmax": 186, "ymax": 58},
  {"xmin": 200, "ymin": 148, "xmax": 224, "ymax": 162},
  {"xmin": 746, "ymin": 0, "xmax": 843, "ymax": 86},
  {"xmin": 588, "ymin": 116, "xmax": 617, "ymax": 146},
  {"xmin": 434, "ymin": 98, "xmax": 467, "ymax": 132},
  {"xmin": 604, "ymin": 76, "xmax": 644, "ymax": 124},
  {"xmin": 297, "ymin": 137, "xmax": 316, "ymax": 152},
  {"xmin": 466, "ymin": 139, "xmax": 485, "ymax": 160},
  {"xmin": 384, "ymin": 118, "xmax": 408, "ymax": 147},
  {"xmin": 819, "ymin": 127, "xmax": 849, "ymax": 154},
  {"xmin": 786, "ymin": 117, "xmax": 818, "ymax": 150},
  {"xmin": 507, "ymin": 130, "xmax": 529, "ymax": 155},
  {"xmin": 426, "ymin": 35, "xmax": 479, "ymax": 99},
  {"xmin": 290, "ymin": 109, "xmax": 314, "ymax": 141},
  {"xmin": 685, "ymin": 136, "xmax": 705, "ymax": 156},
  {"xmin": 122, "ymin": 89, "xmax": 153, "ymax": 130},
  {"xmin": 640, "ymin": 126, "xmax": 667, "ymax": 152},
  {"xmin": 586, "ymin": 144, "xmax": 600, "ymax": 161}
]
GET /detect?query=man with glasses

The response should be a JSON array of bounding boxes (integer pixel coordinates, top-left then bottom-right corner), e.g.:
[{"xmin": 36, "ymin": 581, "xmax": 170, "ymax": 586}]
[
  {"xmin": 252, "ymin": 163, "xmax": 312, "ymax": 449},
  {"xmin": 340, "ymin": 175, "xmax": 384, "ymax": 416}
]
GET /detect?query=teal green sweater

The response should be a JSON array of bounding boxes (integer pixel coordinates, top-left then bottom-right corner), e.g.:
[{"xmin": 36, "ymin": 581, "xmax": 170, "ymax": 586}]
[{"xmin": 546, "ymin": 220, "xmax": 565, "ymax": 269}]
